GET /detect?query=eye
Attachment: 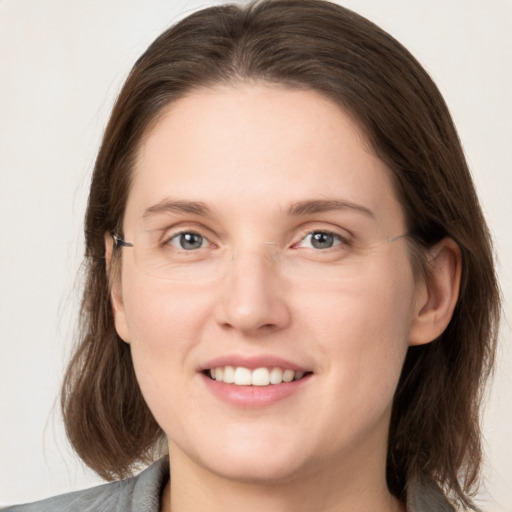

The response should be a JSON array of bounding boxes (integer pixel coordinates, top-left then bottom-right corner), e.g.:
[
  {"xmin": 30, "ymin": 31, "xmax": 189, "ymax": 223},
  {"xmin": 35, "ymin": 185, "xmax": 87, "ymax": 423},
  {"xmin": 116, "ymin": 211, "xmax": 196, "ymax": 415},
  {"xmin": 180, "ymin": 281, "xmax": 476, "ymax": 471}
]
[
  {"xmin": 296, "ymin": 230, "xmax": 345, "ymax": 250},
  {"xmin": 167, "ymin": 231, "xmax": 209, "ymax": 250}
]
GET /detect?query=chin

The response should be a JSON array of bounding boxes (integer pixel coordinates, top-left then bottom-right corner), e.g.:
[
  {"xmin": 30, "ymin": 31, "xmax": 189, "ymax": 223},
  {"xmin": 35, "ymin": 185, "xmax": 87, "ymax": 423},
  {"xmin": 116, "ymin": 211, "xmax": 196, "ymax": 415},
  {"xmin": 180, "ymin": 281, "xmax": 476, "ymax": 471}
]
[
  {"xmin": 179, "ymin": 426, "xmax": 314, "ymax": 485},
  {"xmin": 203, "ymin": 450, "xmax": 308, "ymax": 485}
]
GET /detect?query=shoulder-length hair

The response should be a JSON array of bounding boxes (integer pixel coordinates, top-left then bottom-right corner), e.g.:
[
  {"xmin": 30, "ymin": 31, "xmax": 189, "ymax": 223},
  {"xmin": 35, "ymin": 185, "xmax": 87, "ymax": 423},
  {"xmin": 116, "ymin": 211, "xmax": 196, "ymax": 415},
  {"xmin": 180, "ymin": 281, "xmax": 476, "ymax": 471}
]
[{"xmin": 61, "ymin": 1, "xmax": 500, "ymax": 509}]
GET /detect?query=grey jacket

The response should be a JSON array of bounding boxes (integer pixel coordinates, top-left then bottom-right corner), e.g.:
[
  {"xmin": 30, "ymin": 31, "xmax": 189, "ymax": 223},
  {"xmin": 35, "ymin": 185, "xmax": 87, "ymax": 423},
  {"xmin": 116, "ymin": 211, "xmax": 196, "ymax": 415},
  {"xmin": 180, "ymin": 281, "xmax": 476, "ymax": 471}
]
[{"xmin": 3, "ymin": 457, "xmax": 455, "ymax": 511}]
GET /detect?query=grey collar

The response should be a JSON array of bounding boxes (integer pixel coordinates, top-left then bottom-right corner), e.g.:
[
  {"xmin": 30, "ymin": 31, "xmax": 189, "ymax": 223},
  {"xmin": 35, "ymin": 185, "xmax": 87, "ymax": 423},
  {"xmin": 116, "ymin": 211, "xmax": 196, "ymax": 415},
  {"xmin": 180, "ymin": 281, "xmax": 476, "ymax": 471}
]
[{"xmin": 407, "ymin": 478, "xmax": 456, "ymax": 511}]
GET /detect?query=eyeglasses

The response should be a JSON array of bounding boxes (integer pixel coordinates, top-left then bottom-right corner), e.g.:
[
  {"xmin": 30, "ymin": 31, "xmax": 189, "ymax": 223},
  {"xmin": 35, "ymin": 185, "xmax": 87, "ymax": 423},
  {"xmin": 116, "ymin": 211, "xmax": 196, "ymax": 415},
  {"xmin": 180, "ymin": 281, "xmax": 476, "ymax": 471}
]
[{"xmin": 112, "ymin": 228, "xmax": 408, "ymax": 283}]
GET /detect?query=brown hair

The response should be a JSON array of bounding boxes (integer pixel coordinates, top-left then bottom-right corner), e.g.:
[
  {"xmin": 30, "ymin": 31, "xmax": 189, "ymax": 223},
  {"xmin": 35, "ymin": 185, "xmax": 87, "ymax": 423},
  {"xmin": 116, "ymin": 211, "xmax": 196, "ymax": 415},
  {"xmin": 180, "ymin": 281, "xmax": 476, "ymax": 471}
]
[{"xmin": 61, "ymin": 1, "xmax": 500, "ymax": 508}]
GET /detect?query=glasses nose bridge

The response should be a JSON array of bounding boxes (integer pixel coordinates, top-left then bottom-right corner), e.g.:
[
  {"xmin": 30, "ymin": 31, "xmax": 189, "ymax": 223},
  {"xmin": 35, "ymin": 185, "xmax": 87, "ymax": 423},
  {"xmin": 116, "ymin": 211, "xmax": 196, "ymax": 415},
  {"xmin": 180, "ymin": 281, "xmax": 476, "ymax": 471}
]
[{"xmin": 227, "ymin": 240, "xmax": 281, "ymax": 278}]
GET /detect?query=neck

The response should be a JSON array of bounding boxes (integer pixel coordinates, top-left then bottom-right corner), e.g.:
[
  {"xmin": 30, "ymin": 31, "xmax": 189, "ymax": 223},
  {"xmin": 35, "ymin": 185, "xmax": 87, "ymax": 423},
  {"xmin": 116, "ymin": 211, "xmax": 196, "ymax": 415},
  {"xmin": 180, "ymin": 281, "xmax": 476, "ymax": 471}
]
[{"xmin": 164, "ymin": 444, "xmax": 405, "ymax": 512}]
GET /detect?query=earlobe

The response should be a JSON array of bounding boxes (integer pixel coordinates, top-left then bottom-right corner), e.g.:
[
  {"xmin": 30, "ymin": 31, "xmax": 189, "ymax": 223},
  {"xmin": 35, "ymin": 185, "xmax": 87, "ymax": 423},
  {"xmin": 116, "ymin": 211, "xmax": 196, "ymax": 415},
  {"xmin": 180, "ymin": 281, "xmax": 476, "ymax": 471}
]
[
  {"xmin": 409, "ymin": 238, "xmax": 462, "ymax": 346},
  {"xmin": 104, "ymin": 232, "xmax": 131, "ymax": 344}
]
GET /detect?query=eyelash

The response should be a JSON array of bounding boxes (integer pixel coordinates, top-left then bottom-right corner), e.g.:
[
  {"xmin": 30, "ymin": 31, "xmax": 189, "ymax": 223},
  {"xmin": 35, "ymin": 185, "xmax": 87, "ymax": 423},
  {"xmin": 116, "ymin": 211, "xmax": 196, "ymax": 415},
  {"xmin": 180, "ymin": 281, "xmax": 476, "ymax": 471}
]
[
  {"xmin": 163, "ymin": 230, "xmax": 213, "ymax": 251},
  {"xmin": 292, "ymin": 230, "xmax": 349, "ymax": 251}
]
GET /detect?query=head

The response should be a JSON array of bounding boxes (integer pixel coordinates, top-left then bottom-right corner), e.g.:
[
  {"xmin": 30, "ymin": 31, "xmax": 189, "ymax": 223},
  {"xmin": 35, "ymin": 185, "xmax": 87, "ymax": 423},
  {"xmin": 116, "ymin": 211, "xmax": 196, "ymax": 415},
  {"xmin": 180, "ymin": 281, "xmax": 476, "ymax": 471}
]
[{"xmin": 61, "ymin": 0, "xmax": 500, "ymax": 508}]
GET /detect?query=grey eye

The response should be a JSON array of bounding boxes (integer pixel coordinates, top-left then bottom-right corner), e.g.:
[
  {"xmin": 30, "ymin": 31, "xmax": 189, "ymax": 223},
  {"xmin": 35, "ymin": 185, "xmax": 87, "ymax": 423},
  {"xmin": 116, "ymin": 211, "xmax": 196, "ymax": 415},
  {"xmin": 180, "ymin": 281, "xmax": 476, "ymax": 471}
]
[
  {"xmin": 310, "ymin": 231, "xmax": 335, "ymax": 249},
  {"xmin": 170, "ymin": 232, "xmax": 206, "ymax": 250}
]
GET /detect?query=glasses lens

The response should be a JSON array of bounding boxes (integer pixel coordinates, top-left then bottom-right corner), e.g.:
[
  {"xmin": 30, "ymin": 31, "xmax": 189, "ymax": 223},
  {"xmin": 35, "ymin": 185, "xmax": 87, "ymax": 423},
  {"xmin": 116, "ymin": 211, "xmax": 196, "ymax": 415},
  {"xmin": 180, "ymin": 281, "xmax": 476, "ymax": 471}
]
[{"xmin": 129, "ymin": 228, "xmax": 406, "ymax": 282}]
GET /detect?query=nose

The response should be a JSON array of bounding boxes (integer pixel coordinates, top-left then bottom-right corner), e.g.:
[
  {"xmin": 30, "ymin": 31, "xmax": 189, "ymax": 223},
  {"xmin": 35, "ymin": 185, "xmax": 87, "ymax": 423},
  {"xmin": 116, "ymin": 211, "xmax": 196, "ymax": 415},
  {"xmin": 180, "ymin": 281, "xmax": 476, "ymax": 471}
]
[{"xmin": 214, "ymin": 249, "xmax": 291, "ymax": 336}]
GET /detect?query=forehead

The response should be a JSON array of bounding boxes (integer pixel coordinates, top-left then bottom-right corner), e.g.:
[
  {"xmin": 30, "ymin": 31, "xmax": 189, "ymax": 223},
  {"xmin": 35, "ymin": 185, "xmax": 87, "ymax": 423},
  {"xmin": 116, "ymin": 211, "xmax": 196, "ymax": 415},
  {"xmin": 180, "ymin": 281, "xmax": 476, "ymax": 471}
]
[{"xmin": 126, "ymin": 84, "xmax": 404, "ymax": 231}]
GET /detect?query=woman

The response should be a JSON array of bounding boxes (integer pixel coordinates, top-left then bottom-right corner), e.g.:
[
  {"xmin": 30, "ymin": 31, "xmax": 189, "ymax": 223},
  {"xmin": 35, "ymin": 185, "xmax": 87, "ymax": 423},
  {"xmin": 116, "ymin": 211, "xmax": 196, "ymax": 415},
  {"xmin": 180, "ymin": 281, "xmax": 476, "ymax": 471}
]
[{"xmin": 4, "ymin": 0, "xmax": 500, "ymax": 510}]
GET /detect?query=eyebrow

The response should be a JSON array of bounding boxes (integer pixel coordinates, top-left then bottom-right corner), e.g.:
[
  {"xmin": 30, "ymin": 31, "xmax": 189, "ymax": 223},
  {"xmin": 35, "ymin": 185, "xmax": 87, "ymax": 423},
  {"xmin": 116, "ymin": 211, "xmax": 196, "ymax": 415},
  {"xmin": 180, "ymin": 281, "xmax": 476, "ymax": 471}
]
[
  {"xmin": 288, "ymin": 199, "xmax": 375, "ymax": 218},
  {"xmin": 142, "ymin": 200, "xmax": 211, "ymax": 219},
  {"xmin": 141, "ymin": 198, "xmax": 375, "ymax": 220}
]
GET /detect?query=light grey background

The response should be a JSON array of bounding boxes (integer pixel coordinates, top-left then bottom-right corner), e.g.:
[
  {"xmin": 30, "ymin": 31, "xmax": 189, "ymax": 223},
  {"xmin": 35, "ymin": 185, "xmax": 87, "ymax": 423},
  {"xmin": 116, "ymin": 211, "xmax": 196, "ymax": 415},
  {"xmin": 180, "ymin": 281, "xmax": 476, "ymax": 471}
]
[{"xmin": 1, "ymin": 1, "xmax": 510, "ymax": 509}]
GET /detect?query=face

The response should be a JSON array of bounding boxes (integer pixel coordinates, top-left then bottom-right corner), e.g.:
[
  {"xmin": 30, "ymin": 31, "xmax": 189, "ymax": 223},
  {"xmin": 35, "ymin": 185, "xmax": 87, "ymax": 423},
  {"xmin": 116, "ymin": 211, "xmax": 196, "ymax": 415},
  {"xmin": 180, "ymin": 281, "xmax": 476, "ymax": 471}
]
[{"xmin": 112, "ymin": 84, "xmax": 423, "ymax": 486}]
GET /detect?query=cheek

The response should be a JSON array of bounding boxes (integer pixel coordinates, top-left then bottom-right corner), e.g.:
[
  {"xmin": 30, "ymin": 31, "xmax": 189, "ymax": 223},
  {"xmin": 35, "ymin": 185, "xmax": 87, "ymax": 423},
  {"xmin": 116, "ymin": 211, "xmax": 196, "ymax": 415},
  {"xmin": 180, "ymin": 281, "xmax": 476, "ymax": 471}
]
[
  {"xmin": 294, "ymin": 274, "xmax": 414, "ymax": 449},
  {"xmin": 305, "ymin": 258, "xmax": 414, "ymax": 342},
  {"xmin": 314, "ymin": 289, "xmax": 410, "ymax": 383},
  {"xmin": 121, "ymin": 267, "xmax": 213, "ymax": 346},
  {"xmin": 304, "ymin": 258, "xmax": 416, "ymax": 398},
  {"xmin": 120, "ymin": 275, "xmax": 215, "ymax": 420}
]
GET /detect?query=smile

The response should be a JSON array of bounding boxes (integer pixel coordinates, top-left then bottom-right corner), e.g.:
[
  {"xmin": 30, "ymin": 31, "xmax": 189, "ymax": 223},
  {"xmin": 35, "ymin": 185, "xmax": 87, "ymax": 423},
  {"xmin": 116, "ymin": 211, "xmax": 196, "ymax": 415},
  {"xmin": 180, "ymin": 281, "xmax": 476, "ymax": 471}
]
[
  {"xmin": 200, "ymin": 356, "xmax": 313, "ymax": 408},
  {"xmin": 208, "ymin": 366, "xmax": 306, "ymax": 386}
]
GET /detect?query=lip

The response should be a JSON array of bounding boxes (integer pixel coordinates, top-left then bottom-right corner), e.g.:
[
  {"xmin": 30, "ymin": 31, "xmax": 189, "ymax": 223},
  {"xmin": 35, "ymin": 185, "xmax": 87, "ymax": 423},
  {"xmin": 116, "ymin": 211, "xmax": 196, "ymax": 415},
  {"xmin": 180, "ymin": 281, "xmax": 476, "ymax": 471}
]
[
  {"xmin": 201, "ymin": 373, "xmax": 312, "ymax": 409},
  {"xmin": 199, "ymin": 354, "xmax": 309, "ymax": 373},
  {"xmin": 199, "ymin": 354, "xmax": 312, "ymax": 409}
]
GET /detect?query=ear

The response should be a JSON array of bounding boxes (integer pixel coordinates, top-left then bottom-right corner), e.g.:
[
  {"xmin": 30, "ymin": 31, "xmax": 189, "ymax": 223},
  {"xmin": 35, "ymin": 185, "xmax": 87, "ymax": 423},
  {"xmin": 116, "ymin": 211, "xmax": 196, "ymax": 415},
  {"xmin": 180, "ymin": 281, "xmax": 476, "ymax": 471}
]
[
  {"xmin": 409, "ymin": 238, "xmax": 462, "ymax": 346},
  {"xmin": 105, "ymin": 233, "xmax": 131, "ymax": 343}
]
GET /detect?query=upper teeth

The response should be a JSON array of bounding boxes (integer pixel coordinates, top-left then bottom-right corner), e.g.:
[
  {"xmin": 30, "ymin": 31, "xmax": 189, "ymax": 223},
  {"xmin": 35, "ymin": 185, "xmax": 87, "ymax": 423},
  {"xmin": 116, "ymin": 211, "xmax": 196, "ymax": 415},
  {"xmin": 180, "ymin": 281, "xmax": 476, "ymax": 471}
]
[{"xmin": 209, "ymin": 366, "xmax": 305, "ymax": 386}]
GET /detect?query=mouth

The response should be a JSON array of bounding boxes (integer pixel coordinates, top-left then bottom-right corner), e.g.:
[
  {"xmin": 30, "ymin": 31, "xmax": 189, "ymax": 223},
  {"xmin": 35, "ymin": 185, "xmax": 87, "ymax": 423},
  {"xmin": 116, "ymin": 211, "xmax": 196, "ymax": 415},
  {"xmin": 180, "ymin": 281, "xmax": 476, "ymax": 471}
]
[
  {"xmin": 200, "ymin": 356, "xmax": 313, "ymax": 407},
  {"xmin": 204, "ymin": 366, "xmax": 311, "ymax": 386}
]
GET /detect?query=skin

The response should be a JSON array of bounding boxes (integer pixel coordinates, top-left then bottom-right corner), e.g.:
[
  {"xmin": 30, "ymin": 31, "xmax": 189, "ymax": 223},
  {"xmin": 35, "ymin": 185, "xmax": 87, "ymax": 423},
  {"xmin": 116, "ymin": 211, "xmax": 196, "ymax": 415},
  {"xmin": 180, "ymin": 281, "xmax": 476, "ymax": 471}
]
[{"xmin": 108, "ymin": 84, "xmax": 461, "ymax": 512}]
